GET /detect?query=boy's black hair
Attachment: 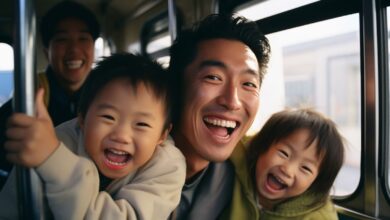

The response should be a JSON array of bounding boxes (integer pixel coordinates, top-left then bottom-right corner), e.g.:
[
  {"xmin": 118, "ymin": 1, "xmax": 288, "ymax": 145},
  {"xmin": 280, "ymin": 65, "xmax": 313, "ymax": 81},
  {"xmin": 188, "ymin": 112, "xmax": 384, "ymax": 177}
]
[
  {"xmin": 247, "ymin": 108, "xmax": 345, "ymax": 205},
  {"xmin": 40, "ymin": 1, "xmax": 100, "ymax": 48},
  {"xmin": 78, "ymin": 53, "xmax": 172, "ymax": 130},
  {"xmin": 169, "ymin": 14, "xmax": 270, "ymax": 126}
]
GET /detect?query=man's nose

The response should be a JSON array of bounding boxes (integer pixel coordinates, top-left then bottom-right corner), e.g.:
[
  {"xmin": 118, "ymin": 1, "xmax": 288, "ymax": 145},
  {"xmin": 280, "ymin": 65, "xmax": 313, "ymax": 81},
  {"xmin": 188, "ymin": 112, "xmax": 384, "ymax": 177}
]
[{"xmin": 217, "ymin": 83, "xmax": 242, "ymax": 110}]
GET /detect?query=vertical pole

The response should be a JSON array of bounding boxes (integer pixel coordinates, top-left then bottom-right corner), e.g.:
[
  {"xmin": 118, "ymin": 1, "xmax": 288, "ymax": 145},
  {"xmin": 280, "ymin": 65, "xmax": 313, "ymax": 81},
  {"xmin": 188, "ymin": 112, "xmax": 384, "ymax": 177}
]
[
  {"xmin": 168, "ymin": 0, "xmax": 177, "ymax": 43},
  {"xmin": 14, "ymin": 0, "xmax": 45, "ymax": 219}
]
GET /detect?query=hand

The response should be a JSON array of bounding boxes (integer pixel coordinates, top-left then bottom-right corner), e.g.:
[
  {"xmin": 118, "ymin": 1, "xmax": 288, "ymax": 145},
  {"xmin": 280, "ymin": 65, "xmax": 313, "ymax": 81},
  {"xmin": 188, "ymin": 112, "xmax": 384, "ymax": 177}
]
[{"xmin": 4, "ymin": 88, "xmax": 60, "ymax": 168}]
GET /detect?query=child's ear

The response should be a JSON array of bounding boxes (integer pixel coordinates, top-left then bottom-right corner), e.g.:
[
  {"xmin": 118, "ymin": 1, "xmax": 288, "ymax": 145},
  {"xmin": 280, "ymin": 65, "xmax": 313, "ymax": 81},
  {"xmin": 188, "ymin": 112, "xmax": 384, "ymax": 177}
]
[{"xmin": 157, "ymin": 123, "xmax": 172, "ymax": 145}]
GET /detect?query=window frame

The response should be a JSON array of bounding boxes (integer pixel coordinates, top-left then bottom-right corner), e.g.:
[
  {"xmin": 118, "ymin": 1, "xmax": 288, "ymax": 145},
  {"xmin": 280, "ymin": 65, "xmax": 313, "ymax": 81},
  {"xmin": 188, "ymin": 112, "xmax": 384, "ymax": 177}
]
[{"xmin": 222, "ymin": 0, "xmax": 390, "ymax": 218}]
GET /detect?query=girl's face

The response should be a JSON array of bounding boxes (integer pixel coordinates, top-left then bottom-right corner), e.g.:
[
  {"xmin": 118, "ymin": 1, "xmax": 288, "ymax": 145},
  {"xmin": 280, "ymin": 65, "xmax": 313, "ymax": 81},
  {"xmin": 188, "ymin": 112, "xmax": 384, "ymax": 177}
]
[{"xmin": 255, "ymin": 128, "xmax": 322, "ymax": 209}]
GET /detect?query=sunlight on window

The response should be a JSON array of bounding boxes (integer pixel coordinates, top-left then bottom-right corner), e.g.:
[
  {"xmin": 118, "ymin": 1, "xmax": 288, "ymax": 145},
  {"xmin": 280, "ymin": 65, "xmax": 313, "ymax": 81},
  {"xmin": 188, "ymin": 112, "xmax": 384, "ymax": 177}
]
[
  {"xmin": 0, "ymin": 43, "xmax": 14, "ymax": 71},
  {"xmin": 146, "ymin": 33, "xmax": 171, "ymax": 54},
  {"xmin": 236, "ymin": 0, "xmax": 319, "ymax": 20},
  {"xmin": 0, "ymin": 43, "xmax": 14, "ymax": 106},
  {"xmin": 94, "ymin": 37, "xmax": 111, "ymax": 62}
]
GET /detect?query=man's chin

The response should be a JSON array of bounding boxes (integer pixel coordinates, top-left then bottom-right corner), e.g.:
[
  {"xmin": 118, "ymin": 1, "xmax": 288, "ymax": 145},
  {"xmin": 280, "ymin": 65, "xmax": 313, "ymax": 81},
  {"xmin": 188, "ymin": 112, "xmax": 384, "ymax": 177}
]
[{"xmin": 202, "ymin": 148, "xmax": 235, "ymax": 162}]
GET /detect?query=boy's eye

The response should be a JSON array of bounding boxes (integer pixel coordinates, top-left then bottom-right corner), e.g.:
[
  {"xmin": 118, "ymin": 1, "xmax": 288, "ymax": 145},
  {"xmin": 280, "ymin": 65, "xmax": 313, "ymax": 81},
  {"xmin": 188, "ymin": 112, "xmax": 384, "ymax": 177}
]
[
  {"xmin": 136, "ymin": 122, "xmax": 151, "ymax": 128},
  {"xmin": 101, "ymin": 114, "xmax": 114, "ymax": 120}
]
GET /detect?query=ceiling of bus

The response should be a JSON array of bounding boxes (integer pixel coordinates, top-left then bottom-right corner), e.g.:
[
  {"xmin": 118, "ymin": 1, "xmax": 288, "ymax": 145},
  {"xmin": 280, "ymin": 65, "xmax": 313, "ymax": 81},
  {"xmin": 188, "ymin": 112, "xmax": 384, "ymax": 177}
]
[
  {"xmin": 0, "ymin": 0, "xmax": 164, "ymax": 29},
  {"xmin": 34, "ymin": 0, "xmax": 164, "ymax": 19}
]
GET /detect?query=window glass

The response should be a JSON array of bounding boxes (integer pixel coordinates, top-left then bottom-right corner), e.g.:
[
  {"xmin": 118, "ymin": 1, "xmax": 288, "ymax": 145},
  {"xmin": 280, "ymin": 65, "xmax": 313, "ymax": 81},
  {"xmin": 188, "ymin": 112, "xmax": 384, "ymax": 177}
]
[
  {"xmin": 239, "ymin": 12, "xmax": 361, "ymax": 196},
  {"xmin": 156, "ymin": 56, "xmax": 170, "ymax": 69},
  {"xmin": 146, "ymin": 33, "xmax": 171, "ymax": 54},
  {"xmin": 237, "ymin": 0, "xmax": 319, "ymax": 20},
  {"xmin": 94, "ymin": 37, "xmax": 111, "ymax": 62},
  {"xmin": 0, "ymin": 43, "xmax": 14, "ymax": 107}
]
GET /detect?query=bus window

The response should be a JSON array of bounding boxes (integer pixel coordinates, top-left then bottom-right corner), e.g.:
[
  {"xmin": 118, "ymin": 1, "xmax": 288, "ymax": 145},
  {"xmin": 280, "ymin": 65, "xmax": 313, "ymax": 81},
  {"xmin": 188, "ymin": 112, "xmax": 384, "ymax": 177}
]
[
  {"xmin": 156, "ymin": 56, "xmax": 170, "ymax": 69},
  {"xmin": 146, "ymin": 33, "xmax": 171, "ymax": 67},
  {"xmin": 94, "ymin": 37, "xmax": 112, "ymax": 63},
  {"xmin": 0, "ymin": 43, "xmax": 13, "ymax": 107},
  {"xmin": 146, "ymin": 33, "xmax": 171, "ymax": 54},
  {"xmin": 237, "ymin": 0, "xmax": 319, "ymax": 20},
  {"xmin": 237, "ymin": 8, "xmax": 361, "ymax": 196}
]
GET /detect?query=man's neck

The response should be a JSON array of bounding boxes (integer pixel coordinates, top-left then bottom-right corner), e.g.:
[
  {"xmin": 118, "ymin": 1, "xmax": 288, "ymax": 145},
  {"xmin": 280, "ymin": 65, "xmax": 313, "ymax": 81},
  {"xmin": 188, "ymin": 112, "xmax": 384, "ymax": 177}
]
[{"xmin": 173, "ymin": 132, "xmax": 210, "ymax": 180}]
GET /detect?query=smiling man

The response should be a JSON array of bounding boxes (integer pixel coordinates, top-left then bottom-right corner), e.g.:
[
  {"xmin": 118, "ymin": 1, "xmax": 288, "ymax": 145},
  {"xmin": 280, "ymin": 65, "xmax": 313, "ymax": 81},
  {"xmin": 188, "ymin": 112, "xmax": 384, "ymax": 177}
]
[
  {"xmin": 0, "ymin": 1, "xmax": 100, "ymax": 178},
  {"xmin": 169, "ymin": 14, "xmax": 271, "ymax": 219}
]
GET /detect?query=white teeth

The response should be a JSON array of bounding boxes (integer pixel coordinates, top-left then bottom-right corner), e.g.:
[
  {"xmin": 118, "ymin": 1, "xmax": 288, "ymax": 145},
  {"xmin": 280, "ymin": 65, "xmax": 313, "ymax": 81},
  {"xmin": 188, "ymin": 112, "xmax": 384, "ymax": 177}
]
[
  {"xmin": 204, "ymin": 117, "xmax": 237, "ymax": 128},
  {"xmin": 106, "ymin": 160, "xmax": 126, "ymax": 166},
  {"xmin": 108, "ymin": 148, "xmax": 128, "ymax": 155},
  {"xmin": 276, "ymin": 176, "xmax": 285, "ymax": 184},
  {"xmin": 66, "ymin": 60, "xmax": 83, "ymax": 69}
]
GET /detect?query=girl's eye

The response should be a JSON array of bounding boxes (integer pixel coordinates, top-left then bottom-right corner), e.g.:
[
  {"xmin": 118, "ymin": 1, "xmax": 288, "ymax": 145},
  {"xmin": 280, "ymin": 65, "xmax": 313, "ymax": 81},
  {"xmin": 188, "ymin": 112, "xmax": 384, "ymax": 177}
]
[
  {"xmin": 278, "ymin": 149, "xmax": 289, "ymax": 158},
  {"xmin": 302, "ymin": 166, "xmax": 313, "ymax": 174}
]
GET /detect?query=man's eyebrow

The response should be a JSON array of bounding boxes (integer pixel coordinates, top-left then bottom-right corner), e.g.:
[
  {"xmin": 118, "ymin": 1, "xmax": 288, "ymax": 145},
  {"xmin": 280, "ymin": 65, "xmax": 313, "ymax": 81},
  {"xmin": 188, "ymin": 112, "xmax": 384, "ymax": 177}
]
[
  {"xmin": 199, "ymin": 60, "xmax": 227, "ymax": 69},
  {"xmin": 54, "ymin": 29, "xmax": 91, "ymax": 34},
  {"xmin": 198, "ymin": 60, "xmax": 259, "ymax": 77}
]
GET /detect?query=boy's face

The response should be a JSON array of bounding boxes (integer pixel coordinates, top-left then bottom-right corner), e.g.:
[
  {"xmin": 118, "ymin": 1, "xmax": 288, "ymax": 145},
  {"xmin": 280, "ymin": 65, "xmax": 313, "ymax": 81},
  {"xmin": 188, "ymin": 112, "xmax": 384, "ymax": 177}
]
[
  {"xmin": 255, "ymin": 129, "xmax": 321, "ymax": 207},
  {"xmin": 45, "ymin": 17, "xmax": 95, "ymax": 93},
  {"xmin": 175, "ymin": 39, "xmax": 260, "ymax": 163},
  {"xmin": 80, "ymin": 79, "xmax": 169, "ymax": 179}
]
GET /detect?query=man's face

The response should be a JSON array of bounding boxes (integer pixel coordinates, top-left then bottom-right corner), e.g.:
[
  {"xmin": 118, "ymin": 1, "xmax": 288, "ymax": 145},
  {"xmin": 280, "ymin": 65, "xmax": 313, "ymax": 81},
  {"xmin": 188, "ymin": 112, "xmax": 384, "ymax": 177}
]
[
  {"xmin": 177, "ymin": 39, "xmax": 260, "ymax": 162},
  {"xmin": 45, "ymin": 17, "xmax": 95, "ymax": 93},
  {"xmin": 80, "ymin": 79, "xmax": 169, "ymax": 179}
]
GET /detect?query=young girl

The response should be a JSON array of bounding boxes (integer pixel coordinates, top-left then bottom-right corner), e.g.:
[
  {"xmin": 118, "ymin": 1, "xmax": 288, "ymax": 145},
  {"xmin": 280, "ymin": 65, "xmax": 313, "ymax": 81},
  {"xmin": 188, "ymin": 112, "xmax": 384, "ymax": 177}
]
[{"xmin": 222, "ymin": 108, "xmax": 344, "ymax": 220}]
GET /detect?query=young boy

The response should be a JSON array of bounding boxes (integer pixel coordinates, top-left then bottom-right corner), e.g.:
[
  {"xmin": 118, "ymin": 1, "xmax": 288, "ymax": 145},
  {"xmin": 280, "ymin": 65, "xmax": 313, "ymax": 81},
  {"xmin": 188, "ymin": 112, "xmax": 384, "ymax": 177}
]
[
  {"xmin": 0, "ymin": 53, "xmax": 186, "ymax": 219},
  {"xmin": 222, "ymin": 108, "xmax": 344, "ymax": 219}
]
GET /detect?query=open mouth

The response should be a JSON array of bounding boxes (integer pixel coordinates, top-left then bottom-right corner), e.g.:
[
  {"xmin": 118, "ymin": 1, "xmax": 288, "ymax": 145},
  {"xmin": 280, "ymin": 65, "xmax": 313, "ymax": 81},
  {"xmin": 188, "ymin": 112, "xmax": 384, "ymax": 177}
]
[
  {"xmin": 204, "ymin": 117, "xmax": 239, "ymax": 136},
  {"xmin": 267, "ymin": 173, "xmax": 288, "ymax": 191},
  {"xmin": 104, "ymin": 148, "xmax": 132, "ymax": 168},
  {"xmin": 66, "ymin": 60, "xmax": 84, "ymax": 69}
]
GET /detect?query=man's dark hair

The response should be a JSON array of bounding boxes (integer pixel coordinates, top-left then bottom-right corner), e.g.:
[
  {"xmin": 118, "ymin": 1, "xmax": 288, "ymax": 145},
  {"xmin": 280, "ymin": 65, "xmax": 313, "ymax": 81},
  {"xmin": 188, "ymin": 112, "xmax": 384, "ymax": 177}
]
[
  {"xmin": 40, "ymin": 1, "xmax": 100, "ymax": 48},
  {"xmin": 78, "ymin": 53, "xmax": 172, "ymax": 130},
  {"xmin": 247, "ymin": 108, "xmax": 345, "ymax": 206},
  {"xmin": 169, "ymin": 14, "xmax": 270, "ymax": 126}
]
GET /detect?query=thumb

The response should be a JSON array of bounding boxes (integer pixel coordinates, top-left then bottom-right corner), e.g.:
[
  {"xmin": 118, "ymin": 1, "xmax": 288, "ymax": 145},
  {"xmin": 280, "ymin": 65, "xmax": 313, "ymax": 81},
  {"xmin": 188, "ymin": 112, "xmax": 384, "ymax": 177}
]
[{"xmin": 35, "ymin": 88, "xmax": 50, "ymax": 120}]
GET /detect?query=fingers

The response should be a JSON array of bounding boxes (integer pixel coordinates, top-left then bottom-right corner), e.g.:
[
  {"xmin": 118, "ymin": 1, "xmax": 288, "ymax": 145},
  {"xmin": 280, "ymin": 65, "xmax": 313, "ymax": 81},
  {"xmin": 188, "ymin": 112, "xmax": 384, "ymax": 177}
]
[
  {"xmin": 35, "ymin": 88, "xmax": 51, "ymax": 121},
  {"xmin": 4, "ymin": 138, "xmax": 35, "ymax": 167},
  {"xmin": 7, "ymin": 113, "xmax": 35, "ymax": 128}
]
